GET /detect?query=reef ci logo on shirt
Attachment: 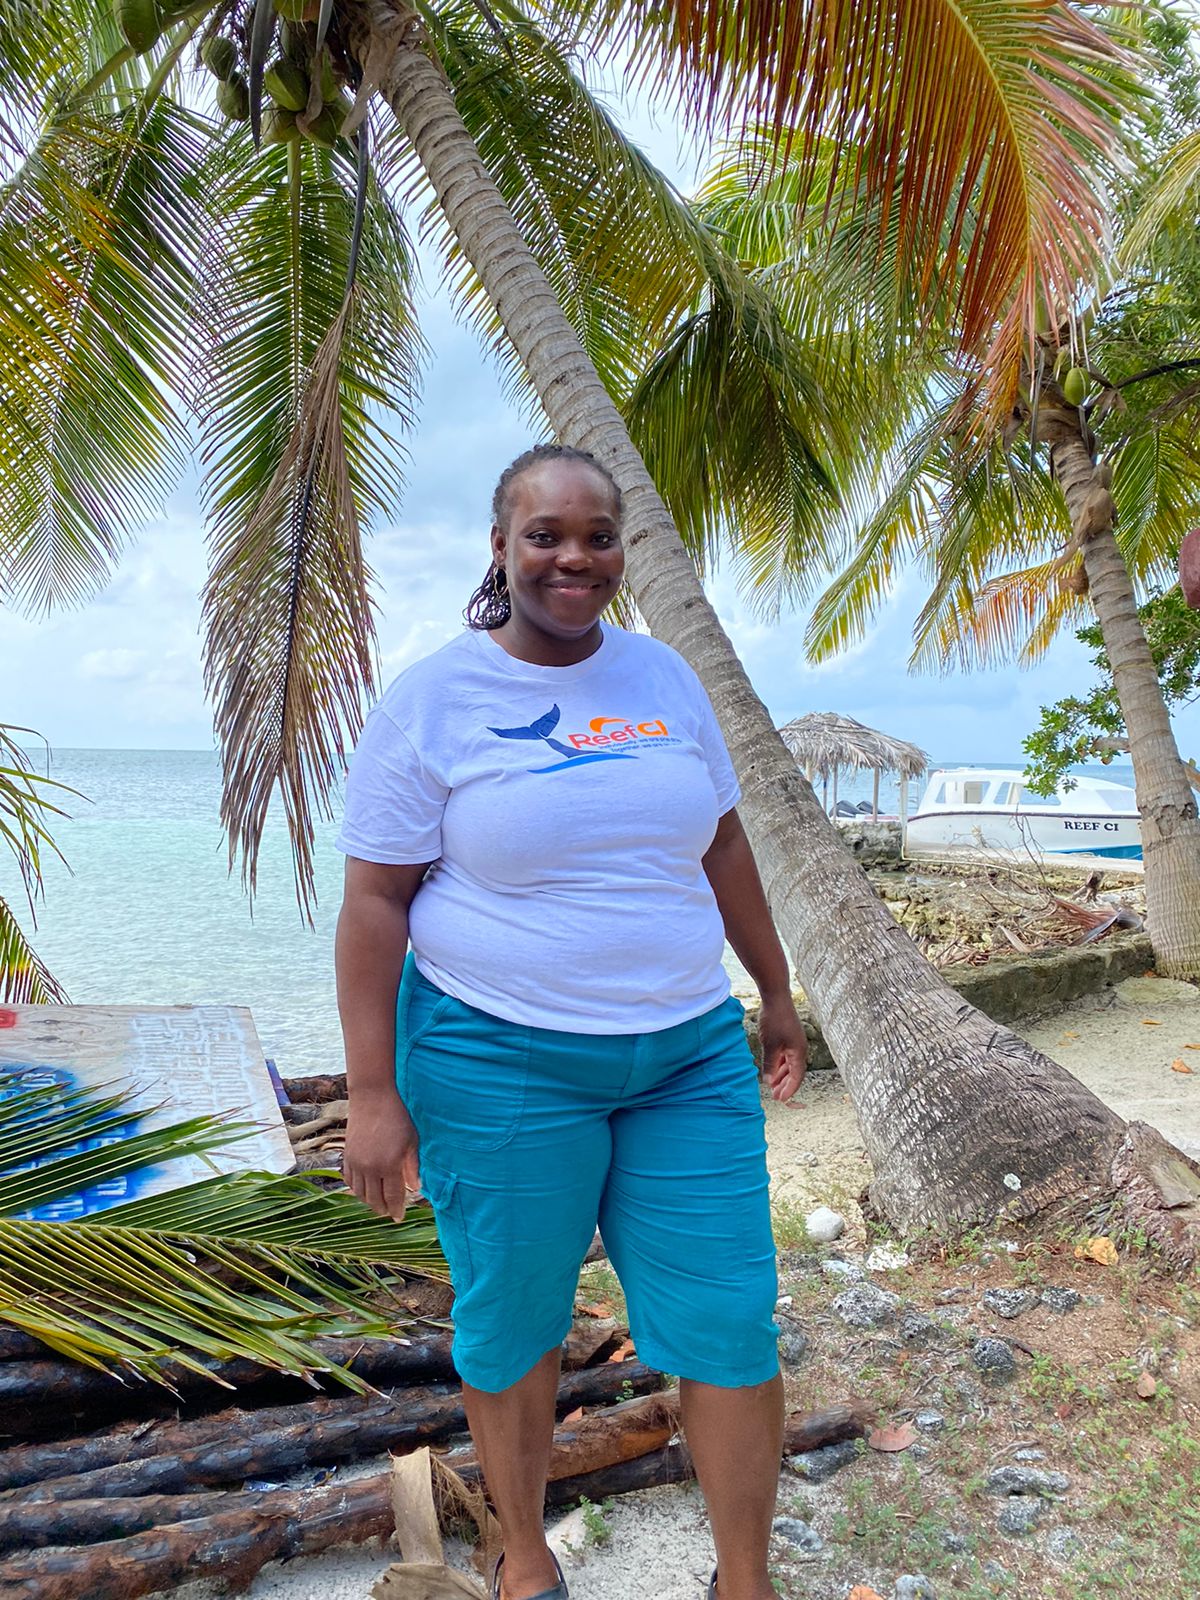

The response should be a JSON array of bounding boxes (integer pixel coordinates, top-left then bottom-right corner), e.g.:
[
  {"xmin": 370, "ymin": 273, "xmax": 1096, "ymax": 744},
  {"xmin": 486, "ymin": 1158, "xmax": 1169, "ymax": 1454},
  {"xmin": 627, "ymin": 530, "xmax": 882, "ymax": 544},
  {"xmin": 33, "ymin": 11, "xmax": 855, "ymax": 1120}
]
[{"xmin": 487, "ymin": 705, "xmax": 672, "ymax": 774}]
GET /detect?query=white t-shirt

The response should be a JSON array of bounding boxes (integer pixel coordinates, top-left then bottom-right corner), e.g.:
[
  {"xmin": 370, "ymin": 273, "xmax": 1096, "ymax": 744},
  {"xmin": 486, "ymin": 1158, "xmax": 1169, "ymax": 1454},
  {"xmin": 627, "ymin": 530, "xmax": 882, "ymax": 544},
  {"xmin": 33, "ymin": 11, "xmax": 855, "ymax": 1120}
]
[{"xmin": 335, "ymin": 624, "xmax": 741, "ymax": 1033}]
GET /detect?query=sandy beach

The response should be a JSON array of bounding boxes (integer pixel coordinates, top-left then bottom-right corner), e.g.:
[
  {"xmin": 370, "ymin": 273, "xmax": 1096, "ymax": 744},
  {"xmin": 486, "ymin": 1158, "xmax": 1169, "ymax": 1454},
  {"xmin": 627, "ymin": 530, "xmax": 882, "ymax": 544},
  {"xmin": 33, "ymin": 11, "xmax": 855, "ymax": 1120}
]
[{"xmin": 174, "ymin": 970, "xmax": 1200, "ymax": 1600}]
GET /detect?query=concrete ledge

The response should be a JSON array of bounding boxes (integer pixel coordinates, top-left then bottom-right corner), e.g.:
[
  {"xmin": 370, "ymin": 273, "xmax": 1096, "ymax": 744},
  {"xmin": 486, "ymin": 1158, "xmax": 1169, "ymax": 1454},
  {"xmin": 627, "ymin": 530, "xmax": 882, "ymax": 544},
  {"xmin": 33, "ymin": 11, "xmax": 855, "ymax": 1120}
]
[{"xmin": 745, "ymin": 932, "xmax": 1154, "ymax": 1072}]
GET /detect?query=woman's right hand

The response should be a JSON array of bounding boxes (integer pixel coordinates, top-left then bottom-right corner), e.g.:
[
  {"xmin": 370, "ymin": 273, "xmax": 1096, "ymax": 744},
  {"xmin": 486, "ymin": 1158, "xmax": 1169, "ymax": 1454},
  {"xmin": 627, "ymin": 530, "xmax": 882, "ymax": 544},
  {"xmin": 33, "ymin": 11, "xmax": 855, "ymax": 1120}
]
[{"xmin": 343, "ymin": 1091, "xmax": 421, "ymax": 1222}]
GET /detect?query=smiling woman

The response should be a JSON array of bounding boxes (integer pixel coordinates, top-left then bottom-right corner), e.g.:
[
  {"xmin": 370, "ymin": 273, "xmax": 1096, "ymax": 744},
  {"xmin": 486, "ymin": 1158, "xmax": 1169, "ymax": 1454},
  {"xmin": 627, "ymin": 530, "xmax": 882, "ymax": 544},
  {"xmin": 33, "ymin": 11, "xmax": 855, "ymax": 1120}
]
[
  {"xmin": 465, "ymin": 443, "xmax": 625, "ymax": 653},
  {"xmin": 333, "ymin": 443, "xmax": 808, "ymax": 1600}
]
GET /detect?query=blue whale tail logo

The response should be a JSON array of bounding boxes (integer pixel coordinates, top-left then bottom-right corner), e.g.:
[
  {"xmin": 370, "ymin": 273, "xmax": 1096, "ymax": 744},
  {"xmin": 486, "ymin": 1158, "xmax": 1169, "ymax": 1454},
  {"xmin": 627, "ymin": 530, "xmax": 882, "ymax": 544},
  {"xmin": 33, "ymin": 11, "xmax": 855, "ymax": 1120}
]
[{"xmin": 487, "ymin": 704, "xmax": 580, "ymax": 759}]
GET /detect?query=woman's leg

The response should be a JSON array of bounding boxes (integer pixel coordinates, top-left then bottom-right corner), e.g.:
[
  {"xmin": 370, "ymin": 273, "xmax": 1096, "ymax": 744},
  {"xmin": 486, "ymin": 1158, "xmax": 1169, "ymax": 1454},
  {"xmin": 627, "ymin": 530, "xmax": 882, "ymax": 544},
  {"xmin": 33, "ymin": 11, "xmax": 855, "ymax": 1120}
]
[
  {"xmin": 404, "ymin": 990, "xmax": 630, "ymax": 1598},
  {"xmin": 680, "ymin": 1374, "xmax": 784, "ymax": 1600},
  {"xmin": 464, "ymin": 1347, "xmax": 564, "ymax": 1599},
  {"xmin": 599, "ymin": 998, "xmax": 781, "ymax": 1600}
]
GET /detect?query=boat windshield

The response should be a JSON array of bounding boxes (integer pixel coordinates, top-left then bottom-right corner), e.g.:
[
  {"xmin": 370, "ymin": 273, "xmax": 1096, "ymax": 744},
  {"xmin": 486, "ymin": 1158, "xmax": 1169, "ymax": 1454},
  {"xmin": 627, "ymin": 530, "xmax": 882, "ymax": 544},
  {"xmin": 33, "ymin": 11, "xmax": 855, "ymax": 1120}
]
[{"xmin": 1012, "ymin": 786, "xmax": 1061, "ymax": 808}]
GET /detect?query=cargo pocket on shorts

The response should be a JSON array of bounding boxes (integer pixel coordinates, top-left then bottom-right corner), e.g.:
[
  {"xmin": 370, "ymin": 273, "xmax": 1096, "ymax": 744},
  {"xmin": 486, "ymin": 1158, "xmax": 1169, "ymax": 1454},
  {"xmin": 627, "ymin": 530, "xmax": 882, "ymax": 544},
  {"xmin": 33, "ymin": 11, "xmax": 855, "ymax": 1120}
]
[{"xmin": 421, "ymin": 1163, "xmax": 474, "ymax": 1295}]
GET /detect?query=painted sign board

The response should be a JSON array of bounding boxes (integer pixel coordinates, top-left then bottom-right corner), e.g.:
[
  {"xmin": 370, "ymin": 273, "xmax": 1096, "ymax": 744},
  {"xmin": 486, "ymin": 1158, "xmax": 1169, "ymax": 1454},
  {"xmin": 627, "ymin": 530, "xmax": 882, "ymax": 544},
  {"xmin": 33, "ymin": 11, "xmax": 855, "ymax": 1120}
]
[{"xmin": 0, "ymin": 1004, "xmax": 294, "ymax": 1221}]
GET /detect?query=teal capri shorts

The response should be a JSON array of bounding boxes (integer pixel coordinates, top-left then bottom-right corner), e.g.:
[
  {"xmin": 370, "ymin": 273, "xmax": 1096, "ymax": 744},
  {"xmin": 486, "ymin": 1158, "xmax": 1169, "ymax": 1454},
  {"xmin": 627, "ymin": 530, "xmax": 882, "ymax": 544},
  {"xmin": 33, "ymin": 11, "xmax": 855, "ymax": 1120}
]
[{"xmin": 396, "ymin": 956, "xmax": 779, "ymax": 1393}]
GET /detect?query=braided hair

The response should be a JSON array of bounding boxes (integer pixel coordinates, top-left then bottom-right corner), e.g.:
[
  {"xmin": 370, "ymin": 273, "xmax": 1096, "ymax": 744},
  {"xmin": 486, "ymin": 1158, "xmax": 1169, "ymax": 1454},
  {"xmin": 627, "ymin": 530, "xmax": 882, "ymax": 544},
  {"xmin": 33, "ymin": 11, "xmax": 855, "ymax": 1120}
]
[{"xmin": 464, "ymin": 444, "xmax": 623, "ymax": 630}]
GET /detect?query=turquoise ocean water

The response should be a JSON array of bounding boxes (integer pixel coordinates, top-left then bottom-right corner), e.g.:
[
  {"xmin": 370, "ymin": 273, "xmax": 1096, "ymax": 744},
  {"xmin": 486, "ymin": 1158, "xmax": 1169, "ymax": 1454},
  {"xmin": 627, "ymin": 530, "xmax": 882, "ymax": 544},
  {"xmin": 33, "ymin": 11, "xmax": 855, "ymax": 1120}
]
[{"xmin": 0, "ymin": 749, "xmax": 1135, "ymax": 1076}]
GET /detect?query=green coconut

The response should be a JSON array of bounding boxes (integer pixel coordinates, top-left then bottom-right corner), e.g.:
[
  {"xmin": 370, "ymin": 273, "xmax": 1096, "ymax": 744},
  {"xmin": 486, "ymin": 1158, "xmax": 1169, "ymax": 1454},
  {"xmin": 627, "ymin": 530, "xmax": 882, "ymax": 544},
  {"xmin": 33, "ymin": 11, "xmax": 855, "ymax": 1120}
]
[
  {"xmin": 303, "ymin": 101, "xmax": 344, "ymax": 147},
  {"xmin": 201, "ymin": 35, "xmax": 238, "ymax": 81},
  {"xmin": 265, "ymin": 58, "xmax": 309, "ymax": 111},
  {"xmin": 1062, "ymin": 366, "xmax": 1087, "ymax": 407},
  {"xmin": 263, "ymin": 105, "xmax": 300, "ymax": 144},
  {"xmin": 216, "ymin": 74, "xmax": 250, "ymax": 121},
  {"xmin": 115, "ymin": 0, "xmax": 162, "ymax": 54}
]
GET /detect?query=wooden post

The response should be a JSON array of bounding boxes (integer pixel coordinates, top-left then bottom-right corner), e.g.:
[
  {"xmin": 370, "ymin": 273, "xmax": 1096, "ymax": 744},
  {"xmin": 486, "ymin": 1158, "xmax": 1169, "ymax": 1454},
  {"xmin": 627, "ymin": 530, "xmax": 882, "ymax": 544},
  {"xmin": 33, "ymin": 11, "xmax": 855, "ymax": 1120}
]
[
  {"xmin": 872, "ymin": 770, "xmax": 880, "ymax": 820},
  {"xmin": 900, "ymin": 775, "xmax": 909, "ymax": 852}
]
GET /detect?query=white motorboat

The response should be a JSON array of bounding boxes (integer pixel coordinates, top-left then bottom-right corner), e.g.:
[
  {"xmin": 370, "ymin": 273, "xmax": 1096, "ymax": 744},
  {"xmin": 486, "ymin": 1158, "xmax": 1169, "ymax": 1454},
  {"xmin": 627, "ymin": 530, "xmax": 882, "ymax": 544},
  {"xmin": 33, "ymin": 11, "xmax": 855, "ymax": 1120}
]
[{"xmin": 904, "ymin": 768, "xmax": 1142, "ymax": 870}]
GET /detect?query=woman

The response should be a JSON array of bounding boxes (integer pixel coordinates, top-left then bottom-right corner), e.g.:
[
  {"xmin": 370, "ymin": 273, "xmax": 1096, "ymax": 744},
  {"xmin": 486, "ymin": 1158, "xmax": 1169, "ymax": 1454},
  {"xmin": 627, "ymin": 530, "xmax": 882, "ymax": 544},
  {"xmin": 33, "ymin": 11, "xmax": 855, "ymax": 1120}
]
[{"xmin": 336, "ymin": 444, "xmax": 807, "ymax": 1600}]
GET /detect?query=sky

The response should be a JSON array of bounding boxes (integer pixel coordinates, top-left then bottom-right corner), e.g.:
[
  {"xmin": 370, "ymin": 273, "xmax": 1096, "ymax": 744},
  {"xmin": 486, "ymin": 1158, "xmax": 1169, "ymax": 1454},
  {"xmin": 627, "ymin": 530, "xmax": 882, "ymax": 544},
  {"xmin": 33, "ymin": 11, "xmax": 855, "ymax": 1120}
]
[{"xmin": 4, "ymin": 85, "xmax": 1199, "ymax": 768}]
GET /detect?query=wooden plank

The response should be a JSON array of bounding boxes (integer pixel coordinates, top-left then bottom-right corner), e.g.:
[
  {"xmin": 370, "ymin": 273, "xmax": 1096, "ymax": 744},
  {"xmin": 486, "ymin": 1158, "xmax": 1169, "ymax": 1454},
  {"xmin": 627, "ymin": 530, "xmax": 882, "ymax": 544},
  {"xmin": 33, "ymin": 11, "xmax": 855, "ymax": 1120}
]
[{"xmin": 0, "ymin": 1005, "xmax": 293, "ymax": 1218}]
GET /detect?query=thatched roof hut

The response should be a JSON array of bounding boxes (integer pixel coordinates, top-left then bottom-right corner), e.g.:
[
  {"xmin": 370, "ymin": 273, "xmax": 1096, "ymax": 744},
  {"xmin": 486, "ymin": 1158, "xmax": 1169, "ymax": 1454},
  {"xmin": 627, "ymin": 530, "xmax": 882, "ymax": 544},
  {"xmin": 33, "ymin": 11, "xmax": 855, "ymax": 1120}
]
[{"xmin": 777, "ymin": 713, "xmax": 928, "ymax": 818}]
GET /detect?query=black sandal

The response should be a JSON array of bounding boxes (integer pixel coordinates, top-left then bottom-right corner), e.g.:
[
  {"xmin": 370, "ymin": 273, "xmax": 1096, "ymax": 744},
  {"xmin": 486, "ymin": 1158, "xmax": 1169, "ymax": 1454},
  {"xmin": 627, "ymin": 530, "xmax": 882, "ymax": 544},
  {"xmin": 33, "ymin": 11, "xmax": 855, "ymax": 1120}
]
[
  {"xmin": 707, "ymin": 1572, "xmax": 719, "ymax": 1598},
  {"xmin": 490, "ymin": 1552, "xmax": 570, "ymax": 1600}
]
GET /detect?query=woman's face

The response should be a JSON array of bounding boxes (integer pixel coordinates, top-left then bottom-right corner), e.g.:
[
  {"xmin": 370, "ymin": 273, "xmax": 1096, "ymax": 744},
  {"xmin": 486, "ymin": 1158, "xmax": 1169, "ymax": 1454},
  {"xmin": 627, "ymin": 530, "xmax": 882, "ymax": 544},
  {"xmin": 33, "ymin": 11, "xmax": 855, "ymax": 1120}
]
[{"xmin": 491, "ymin": 460, "xmax": 624, "ymax": 640}]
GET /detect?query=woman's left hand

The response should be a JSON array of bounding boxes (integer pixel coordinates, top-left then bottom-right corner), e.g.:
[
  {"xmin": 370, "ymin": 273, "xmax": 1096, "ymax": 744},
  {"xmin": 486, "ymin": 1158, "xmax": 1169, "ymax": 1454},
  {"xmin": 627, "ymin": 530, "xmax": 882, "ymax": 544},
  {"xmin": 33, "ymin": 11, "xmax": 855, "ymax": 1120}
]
[{"xmin": 758, "ymin": 994, "xmax": 808, "ymax": 1102}]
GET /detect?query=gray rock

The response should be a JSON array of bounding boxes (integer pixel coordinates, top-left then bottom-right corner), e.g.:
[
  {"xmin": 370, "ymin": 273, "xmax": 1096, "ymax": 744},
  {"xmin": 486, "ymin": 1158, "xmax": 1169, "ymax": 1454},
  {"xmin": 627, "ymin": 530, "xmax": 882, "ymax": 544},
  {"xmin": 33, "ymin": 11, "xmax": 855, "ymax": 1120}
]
[
  {"xmin": 1046, "ymin": 1527, "xmax": 1084, "ymax": 1563},
  {"xmin": 985, "ymin": 1466, "xmax": 1070, "ymax": 1497},
  {"xmin": 821, "ymin": 1257, "xmax": 866, "ymax": 1283},
  {"xmin": 908, "ymin": 1443, "xmax": 930, "ymax": 1461},
  {"xmin": 938, "ymin": 1528, "xmax": 970, "ymax": 1554},
  {"xmin": 788, "ymin": 1436, "xmax": 863, "ymax": 1483},
  {"xmin": 982, "ymin": 1287, "xmax": 1040, "ymax": 1320},
  {"xmin": 898, "ymin": 1308, "xmax": 937, "ymax": 1346},
  {"xmin": 894, "ymin": 1578, "xmax": 937, "ymax": 1600},
  {"xmin": 998, "ymin": 1498, "xmax": 1044, "ymax": 1536},
  {"xmin": 833, "ymin": 1284, "xmax": 901, "ymax": 1329},
  {"xmin": 1040, "ymin": 1286, "xmax": 1083, "ymax": 1314},
  {"xmin": 1013, "ymin": 1447, "xmax": 1045, "ymax": 1462},
  {"xmin": 771, "ymin": 1516, "xmax": 824, "ymax": 1554},
  {"xmin": 805, "ymin": 1206, "xmax": 846, "ymax": 1243},
  {"xmin": 777, "ymin": 1316, "xmax": 811, "ymax": 1366},
  {"xmin": 971, "ymin": 1338, "xmax": 1017, "ymax": 1382},
  {"xmin": 779, "ymin": 1250, "xmax": 822, "ymax": 1276},
  {"xmin": 914, "ymin": 1409, "xmax": 945, "ymax": 1434},
  {"xmin": 935, "ymin": 1304, "xmax": 970, "ymax": 1323},
  {"xmin": 982, "ymin": 1561, "xmax": 1009, "ymax": 1583},
  {"xmin": 936, "ymin": 1286, "xmax": 966, "ymax": 1303},
  {"xmin": 951, "ymin": 1376, "xmax": 982, "ymax": 1408}
]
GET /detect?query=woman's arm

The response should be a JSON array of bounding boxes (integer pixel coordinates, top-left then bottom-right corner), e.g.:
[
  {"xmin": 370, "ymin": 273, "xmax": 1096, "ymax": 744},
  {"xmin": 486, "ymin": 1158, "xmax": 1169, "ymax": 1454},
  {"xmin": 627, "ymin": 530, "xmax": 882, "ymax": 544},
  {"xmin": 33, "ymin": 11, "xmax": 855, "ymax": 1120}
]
[
  {"xmin": 703, "ymin": 809, "xmax": 807, "ymax": 1101},
  {"xmin": 336, "ymin": 856, "xmax": 430, "ymax": 1219}
]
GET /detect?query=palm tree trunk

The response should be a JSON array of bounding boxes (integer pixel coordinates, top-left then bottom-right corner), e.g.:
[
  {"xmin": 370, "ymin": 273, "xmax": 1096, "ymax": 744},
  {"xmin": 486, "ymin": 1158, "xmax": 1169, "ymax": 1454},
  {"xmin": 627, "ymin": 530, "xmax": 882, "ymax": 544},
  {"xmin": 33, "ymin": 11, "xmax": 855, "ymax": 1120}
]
[
  {"xmin": 355, "ymin": 6, "xmax": 1200, "ymax": 1246},
  {"xmin": 1042, "ymin": 406, "xmax": 1200, "ymax": 980}
]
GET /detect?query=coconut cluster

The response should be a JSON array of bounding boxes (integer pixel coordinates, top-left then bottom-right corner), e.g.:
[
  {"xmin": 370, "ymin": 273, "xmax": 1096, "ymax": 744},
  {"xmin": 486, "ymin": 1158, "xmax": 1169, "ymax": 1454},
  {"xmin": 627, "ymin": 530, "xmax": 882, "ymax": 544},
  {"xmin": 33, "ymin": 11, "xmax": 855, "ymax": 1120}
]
[{"xmin": 113, "ymin": 0, "xmax": 353, "ymax": 148}]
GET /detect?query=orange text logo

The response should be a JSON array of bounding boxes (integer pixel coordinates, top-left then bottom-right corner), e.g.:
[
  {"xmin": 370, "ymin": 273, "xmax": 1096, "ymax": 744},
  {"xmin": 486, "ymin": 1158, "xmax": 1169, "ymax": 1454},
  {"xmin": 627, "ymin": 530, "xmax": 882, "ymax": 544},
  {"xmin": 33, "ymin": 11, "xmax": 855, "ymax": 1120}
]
[{"xmin": 567, "ymin": 715, "xmax": 669, "ymax": 749}]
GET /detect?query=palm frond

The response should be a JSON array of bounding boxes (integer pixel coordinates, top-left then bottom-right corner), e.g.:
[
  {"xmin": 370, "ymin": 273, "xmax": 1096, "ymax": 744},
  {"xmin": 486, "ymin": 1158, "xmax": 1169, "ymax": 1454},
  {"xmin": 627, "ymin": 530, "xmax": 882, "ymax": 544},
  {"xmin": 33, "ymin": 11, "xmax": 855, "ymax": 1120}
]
[
  {"xmin": 915, "ymin": 556, "xmax": 1085, "ymax": 673},
  {"xmin": 624, "ymin": 293, "xmax": 839, "ymax": 598},
  {"xmin": 0, "ymin": 86, "xmax": 209, "ymax": 610},
  {"xmin": 0, "ymin": 1081, "xmax": 443, "ymax": 1383},
  {"xmin": 411, "ymin": 3, "xmax": 731, "ymax": 409},
  {"xmin": 0, "ymin": 895, "xmax": 66, "ymax": 1004},
  {"xmin": 567, "ymin": 0, "xmax": 1126, "ymax": 400},
  {"xmin": 0, "ymin": 725, "xmax": 74, "ymax": 1002},
  {"xmin": 1122, "ymin": 128, "xmax": 1200, "ymax": 267},
  {"xmin": 198, "ymin": 132, "xmax": 423, "ymax": 914}
]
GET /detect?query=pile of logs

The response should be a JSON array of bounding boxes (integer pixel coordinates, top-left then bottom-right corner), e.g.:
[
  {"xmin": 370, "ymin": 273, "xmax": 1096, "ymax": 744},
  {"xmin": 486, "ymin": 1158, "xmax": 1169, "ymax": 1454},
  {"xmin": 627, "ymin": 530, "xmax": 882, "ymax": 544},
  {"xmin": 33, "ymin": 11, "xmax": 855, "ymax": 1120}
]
[
  {"xmin": 0, "ymin": 1313, "xmax": 870, "ymax": 1600},
  {"xmin": 0, "ymin": 1069, "xmax": 871, "ymax": 1596}
]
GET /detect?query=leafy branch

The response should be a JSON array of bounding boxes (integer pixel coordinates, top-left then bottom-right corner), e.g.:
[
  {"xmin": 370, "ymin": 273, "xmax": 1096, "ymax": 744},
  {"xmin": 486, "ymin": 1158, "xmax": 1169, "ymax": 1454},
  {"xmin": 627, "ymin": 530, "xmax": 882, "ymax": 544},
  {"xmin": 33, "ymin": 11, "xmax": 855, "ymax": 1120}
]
[{"xmin": 1023, "ymin": 587, "xmax": 1200, "ymax": 793}]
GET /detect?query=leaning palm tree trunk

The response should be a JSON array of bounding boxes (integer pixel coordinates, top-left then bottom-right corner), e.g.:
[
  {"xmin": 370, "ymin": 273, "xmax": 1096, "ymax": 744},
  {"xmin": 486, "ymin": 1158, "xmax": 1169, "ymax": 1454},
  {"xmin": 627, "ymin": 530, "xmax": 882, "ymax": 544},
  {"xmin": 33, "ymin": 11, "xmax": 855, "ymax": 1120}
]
[
  {"xmin": 1041, "ymin": 404, "xmax": 1200, "ymax": 980},
  {"xmin": 354, "ymin": 6, "xmax": 1200, "ymax": 1253}
]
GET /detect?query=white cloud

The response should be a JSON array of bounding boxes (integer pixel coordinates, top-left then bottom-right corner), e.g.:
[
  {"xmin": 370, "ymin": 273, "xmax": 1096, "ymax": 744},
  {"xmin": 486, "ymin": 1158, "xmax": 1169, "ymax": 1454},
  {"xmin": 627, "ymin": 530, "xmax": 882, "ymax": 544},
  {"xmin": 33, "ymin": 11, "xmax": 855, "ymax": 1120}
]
[{"xmin": 79, "ymin": 648, "xmax": 148, "ymax": 681}]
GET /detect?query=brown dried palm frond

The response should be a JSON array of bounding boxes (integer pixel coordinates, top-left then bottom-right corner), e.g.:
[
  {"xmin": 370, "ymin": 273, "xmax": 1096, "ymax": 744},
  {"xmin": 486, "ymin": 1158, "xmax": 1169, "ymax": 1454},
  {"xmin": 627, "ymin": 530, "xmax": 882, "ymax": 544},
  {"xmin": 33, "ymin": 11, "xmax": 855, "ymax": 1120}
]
[{"xmin": 204, "ymin": 293, "xmax": 374, "ymax": 920}]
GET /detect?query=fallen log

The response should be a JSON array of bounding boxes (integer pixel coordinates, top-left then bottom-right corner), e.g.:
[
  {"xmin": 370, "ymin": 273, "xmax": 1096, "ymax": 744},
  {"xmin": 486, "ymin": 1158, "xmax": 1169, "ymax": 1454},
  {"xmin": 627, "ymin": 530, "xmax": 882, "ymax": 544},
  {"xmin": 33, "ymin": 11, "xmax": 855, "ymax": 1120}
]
[
  {"xmin": 0, "ymin": 1312, "xmax": 634, "ymax": 1452},
  {"xmin": 547, "ymin": 1398, "xmax": 872, "ymax": 1505},
  {"xmin": 280, "ymin": 1073, "xmax": 347, "ymax": 1104},
  {"xmin": 1, "ymin": 1364, "xmax": 661, "ymax": 1506},
  {"xmin": 0, "ymin": 1319, "xmax": 630, "ymax": 1475},
  {"xmin": 0, "ymin": 1333, "xmax": 44, "ymax": 1364},
  {"xmin": 0, "ymin": 1330, "xmax": 461, "ymax": 1442},
  {"xmin": 0, "ymin": 1389, "xmax": 678, "ymax": 1554},
  {"xmin": 0, "ymin": 1395, "xmax": 866, "ymax": 1600}
]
